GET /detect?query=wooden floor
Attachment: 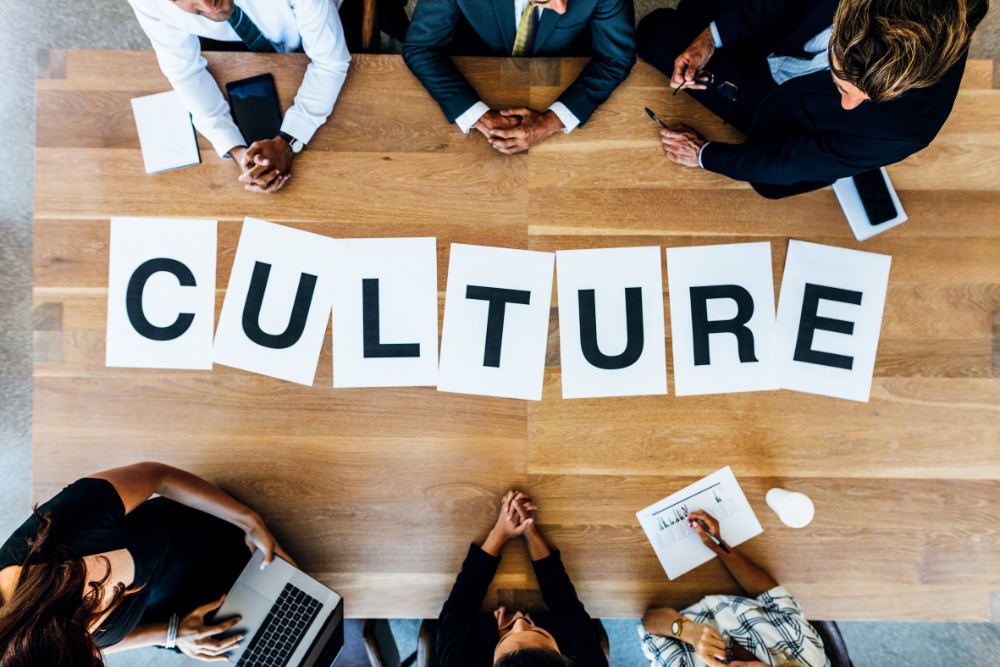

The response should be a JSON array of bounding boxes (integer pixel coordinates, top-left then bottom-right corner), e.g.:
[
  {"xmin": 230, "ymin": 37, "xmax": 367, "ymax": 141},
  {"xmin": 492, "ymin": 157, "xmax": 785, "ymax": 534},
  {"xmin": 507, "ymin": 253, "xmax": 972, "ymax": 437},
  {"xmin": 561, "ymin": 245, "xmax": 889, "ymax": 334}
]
[{"xmin": 33, "ymin": 50, "xmax": 1000, "ymax": 621}]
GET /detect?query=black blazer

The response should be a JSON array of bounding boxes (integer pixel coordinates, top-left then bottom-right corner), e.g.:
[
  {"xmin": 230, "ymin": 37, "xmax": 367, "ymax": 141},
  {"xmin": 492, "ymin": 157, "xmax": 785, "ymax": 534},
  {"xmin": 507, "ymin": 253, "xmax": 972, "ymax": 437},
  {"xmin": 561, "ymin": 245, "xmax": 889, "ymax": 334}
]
[
  {"xmin": 402, "ymin": 0, "xmax": 635, "ymax": 125},
  {"xmin": 437, "ymin": 544, "xmax": 608, "ymax": 667},
  {"xmin": 701, "ymin": 0, "xmax": 968, "ymax": 194}
]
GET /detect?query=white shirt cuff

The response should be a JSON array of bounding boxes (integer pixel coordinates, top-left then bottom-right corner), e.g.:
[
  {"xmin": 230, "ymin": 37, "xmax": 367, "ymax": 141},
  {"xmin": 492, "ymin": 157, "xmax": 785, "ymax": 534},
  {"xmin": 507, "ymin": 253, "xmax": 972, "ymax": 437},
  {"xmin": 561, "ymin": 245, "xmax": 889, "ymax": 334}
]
[
  {"xmin": 211, "ymin": 127, "xmax": 249, "ymax": 160},
  {"xmin": 698, "ymin": 141, "xmax": 710, "ymax": 168},
  {"xmin": 709, "ymin": 21, "xmax": 723, "ymax": 48},
  {"xmin": 456, "ymin": 101, "xmax": 491, "ymax": 133},
  {"xmin": 547, "ymin": 102, "xmax": 579, "ymax": 133}
]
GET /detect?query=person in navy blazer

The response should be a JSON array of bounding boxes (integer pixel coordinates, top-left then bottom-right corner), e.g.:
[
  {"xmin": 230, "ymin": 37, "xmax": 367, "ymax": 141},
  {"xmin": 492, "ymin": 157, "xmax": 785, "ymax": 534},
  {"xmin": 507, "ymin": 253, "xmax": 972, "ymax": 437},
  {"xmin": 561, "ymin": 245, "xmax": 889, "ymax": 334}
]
[
  {"xmin": 403, "ymin": 0, "xmax": 635, "ymax": 154},
  {"xmin": 637, "ymin": 0, "xmax": 988, "ymax": 198}
]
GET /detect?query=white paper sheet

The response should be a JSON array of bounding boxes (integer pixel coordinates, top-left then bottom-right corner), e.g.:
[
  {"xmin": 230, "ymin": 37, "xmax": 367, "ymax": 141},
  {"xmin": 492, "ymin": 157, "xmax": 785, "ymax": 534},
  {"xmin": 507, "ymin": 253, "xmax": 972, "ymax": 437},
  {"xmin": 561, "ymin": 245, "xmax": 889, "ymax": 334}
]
[
  {"xmin": 667, "ymin": 242, "xmax": 778, "ymax": 395},
  {"xmin": 773, "ymin": 241, "xmax": 891, "ymax": 402},
  {"xmin": 437, "ymin": 244, "xmax": 554, "ymax": 400},
  {"xmin": 636, "ymin": 466, "xmax": 763, "ymax": 580},
  {"xmin": 106, "ymin": 217, "xmax": 217, "ymax": 369},
  {"xmin": 832, "ymin": 168, "xmax": 907, "ymax": 241},
  {"xmin": 331, "ymin": 237, "xmax": 439, "ymax": 388},
  {"xmin": 131, "ymin": 91, "xmax": 201, "ymax": 174},
  {"xmin": 213, "ymin": 218, "xmax": 341, "ymax": 386},
  {"xmin": 556, "ymin": 247, "xmax": 667, "ymax": 398}
]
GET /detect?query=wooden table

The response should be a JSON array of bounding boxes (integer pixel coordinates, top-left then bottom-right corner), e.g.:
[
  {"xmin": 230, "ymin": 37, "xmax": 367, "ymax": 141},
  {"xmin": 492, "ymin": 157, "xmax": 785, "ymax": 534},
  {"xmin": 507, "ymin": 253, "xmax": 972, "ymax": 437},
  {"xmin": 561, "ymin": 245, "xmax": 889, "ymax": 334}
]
[{"xmin": 33, "ymin": 50, "xmax": 1000, "ymax": 621}]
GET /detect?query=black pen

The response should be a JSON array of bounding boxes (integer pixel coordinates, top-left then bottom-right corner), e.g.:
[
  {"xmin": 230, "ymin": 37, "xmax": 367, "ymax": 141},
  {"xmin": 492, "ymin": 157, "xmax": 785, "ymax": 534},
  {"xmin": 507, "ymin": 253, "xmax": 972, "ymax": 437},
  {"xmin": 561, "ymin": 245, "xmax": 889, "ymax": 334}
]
[
  {"xmin": 644, "ymin": 107, "xmax": 668, "ymax": 129},
  {"xmin": 693, "ymin": 518, "xmax": 730, "ymax": 553}
]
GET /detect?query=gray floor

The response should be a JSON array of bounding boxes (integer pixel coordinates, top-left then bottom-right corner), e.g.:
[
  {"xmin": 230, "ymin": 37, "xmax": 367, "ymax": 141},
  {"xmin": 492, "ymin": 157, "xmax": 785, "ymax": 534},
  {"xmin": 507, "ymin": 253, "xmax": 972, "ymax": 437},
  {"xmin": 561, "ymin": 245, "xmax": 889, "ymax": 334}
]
[{"xmin": 2, "ymin": 2, "xmax": 998, "ymax": 666}]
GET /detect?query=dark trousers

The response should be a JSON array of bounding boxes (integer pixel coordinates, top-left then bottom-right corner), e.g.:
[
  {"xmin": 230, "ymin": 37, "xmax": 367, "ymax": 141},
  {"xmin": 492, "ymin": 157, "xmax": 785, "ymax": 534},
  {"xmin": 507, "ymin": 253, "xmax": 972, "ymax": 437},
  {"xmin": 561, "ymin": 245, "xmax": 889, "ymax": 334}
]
[{"xmin": 636, "ymin": 0, "xmax": 830, "ymax": 198}]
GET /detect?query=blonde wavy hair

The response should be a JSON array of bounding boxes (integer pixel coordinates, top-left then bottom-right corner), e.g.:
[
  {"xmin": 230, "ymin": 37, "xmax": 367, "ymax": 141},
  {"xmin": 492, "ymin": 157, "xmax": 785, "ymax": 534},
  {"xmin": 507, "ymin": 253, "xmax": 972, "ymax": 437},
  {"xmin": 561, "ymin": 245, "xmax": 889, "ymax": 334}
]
[{"xmin": 830, "ymin": 0, "xmax": 988, "ymax": 102}]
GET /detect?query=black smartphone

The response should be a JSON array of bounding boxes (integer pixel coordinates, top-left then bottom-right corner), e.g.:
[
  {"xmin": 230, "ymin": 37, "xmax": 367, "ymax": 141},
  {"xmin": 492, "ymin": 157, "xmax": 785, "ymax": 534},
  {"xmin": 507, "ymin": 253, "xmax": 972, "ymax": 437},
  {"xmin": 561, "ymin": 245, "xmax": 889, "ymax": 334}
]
[
  {"xmin": 225, "ymin": 73, "xmax": 283, "ymax": 145},
  {"xmin": 852, "ymin": 169, "xmax": 897, "ymax": 225}
]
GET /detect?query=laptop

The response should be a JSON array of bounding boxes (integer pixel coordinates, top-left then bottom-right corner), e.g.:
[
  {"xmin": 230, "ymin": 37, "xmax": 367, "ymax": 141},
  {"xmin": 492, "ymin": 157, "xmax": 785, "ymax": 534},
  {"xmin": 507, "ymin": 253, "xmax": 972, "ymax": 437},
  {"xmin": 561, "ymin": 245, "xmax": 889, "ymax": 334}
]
[{"xmin": 186, "ymin": 550, "xmax": 344, "ymax": 667}]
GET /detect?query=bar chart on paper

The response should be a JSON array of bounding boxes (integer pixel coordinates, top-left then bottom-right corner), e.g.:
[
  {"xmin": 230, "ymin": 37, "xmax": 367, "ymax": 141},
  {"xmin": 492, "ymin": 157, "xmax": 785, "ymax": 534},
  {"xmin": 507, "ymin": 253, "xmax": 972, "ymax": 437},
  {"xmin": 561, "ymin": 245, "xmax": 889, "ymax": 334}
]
[{"xmin": 637, "ymin": 467, "xmax": 763, "ymax": 579}]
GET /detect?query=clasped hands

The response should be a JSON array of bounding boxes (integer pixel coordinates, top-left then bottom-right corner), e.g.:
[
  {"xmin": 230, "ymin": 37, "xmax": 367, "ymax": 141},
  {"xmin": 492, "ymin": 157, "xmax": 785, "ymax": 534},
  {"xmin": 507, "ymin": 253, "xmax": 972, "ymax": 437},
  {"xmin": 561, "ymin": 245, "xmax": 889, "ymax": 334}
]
[
  {"xmin": 473, "ymin": 108, "xmax": 563, "ymax": 155},
  {"xmin": 230, "ymin": 136, "xmax": 294, "ymax": 194}
]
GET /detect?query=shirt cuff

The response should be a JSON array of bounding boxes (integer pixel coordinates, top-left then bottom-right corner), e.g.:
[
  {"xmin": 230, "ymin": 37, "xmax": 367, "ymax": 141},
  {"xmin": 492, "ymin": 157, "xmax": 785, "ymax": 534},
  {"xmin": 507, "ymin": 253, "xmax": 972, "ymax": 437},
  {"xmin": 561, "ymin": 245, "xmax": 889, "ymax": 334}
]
[
  {"xmin": 548, "ymin": 102, "xmax": 580, "ymax": 133},
  {"xmin": 210, "ymin": 127, "xmax": 249, "ymax": 160},
  {"xmin": 698, "ymin": 141, "xmax": 710, "ymax": 168},
  {"xmin": 456, "ymin": 101, "xmax": 490, "ymax": 134},
  {"xmin": 709, "ymin": 21, "xmax": 723, "ymax": 48}
]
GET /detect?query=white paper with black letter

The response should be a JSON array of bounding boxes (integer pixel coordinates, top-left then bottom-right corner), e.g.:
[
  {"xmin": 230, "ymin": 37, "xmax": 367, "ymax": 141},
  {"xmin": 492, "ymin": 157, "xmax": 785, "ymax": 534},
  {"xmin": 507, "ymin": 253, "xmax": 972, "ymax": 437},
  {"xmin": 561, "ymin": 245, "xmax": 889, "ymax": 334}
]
[
  {"xmin": 331, "ymin": 237, "xmax": 438, "ymax": 387},
  {"xmin": 437, "ymin": 244, "xmax": 554, "ymax": 400},
  {"xmin": 213, "ymin": 218, "xmax": 341, "ymax": 386},
  {"xmin": 556, "ymin": 247, "xmax": 667, "ymax": 398},
  {"xmin": 636, "ymin": 466, "xmax": 763, "ymax": 580},
  {"xmin": 667, "ymin": 242, "xmax": 777, "ymax": 395},
  {"xmin": 773, "ymin": 240, "xmax": 891, "ymax": 402},
  {"xmin": 107, "ymin": 217, "xmax": 217, "ymax": 369}
]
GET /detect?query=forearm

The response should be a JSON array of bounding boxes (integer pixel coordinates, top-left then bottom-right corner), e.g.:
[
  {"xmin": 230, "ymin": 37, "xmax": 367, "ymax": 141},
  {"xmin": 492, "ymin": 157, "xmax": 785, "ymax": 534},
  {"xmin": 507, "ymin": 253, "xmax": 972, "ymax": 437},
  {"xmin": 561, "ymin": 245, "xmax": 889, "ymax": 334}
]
[
  {"xmin": 718, "ymin": 547, "xmax": 778, "ymax": 597},
  {"xmin": 523, "ymin": 528, "xmax": 551, "ymax": 562},
  {"xmin": 103, "ymin": 622, "xmax": 169, "ymax": 653},
  {"xmin": 155, "ymin": 465, "xmax": 258, "ymax": 532}
]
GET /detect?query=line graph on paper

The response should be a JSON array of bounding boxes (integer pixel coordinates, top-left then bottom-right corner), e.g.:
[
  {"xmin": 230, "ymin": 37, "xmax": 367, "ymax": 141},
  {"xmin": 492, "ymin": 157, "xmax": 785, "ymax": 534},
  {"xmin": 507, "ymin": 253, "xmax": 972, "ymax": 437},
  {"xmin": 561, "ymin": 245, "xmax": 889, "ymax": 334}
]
[{"xmin": 649, "ymin": 482, "xmax": 739, "ymax": 548}]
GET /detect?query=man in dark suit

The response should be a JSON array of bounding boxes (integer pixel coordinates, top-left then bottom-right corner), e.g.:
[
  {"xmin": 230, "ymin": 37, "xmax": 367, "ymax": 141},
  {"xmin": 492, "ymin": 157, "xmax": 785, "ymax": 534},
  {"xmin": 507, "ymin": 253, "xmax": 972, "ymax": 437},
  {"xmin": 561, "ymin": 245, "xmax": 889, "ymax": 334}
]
[
  {"xmin": 637, "ymin": 0, "xmax": 988, "ymax": 198},
  {"xmin": 403, "ymin": 0, "xmax": 635, "ymax": 154}
]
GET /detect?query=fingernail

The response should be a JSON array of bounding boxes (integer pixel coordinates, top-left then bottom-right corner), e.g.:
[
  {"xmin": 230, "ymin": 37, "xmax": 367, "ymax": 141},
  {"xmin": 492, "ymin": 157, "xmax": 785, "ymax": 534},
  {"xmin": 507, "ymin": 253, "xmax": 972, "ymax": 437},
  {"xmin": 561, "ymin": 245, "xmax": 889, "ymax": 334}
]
[{"xmin": 260, "ymin": 560, "xmax": 267, "ymax": 570}]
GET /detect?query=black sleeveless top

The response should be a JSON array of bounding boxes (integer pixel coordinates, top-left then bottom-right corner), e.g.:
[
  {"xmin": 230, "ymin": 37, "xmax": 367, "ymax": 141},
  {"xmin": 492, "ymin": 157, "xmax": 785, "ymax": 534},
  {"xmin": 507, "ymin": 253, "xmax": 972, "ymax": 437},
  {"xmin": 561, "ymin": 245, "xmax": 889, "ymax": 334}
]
[{"xmin": 0, "ymin": 478, "xmax": 248, "ymax": 647}]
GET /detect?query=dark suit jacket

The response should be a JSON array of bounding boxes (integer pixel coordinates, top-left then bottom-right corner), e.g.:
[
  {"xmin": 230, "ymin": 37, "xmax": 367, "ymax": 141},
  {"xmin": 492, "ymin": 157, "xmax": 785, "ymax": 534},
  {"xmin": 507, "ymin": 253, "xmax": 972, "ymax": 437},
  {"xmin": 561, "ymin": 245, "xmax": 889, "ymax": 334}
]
[
  {"xmin": 437, "ymin": 544, "xmax": 608, "ymax": 667},
  {"xmin": 402, "ymin": 0, "xmax": 635, "ymax": 125},
  {"xmin": 700, "ymin": 0, "xmax": 967, "ymax": 194}
]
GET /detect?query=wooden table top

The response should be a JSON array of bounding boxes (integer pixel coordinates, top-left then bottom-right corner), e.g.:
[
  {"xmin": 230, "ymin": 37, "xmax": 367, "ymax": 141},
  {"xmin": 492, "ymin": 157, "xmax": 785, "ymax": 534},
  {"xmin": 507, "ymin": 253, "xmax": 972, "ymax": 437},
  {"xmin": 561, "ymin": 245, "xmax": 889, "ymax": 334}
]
[{"xmin": 33, "ymin": 50, "xmax": 1000, "ymax": 621}]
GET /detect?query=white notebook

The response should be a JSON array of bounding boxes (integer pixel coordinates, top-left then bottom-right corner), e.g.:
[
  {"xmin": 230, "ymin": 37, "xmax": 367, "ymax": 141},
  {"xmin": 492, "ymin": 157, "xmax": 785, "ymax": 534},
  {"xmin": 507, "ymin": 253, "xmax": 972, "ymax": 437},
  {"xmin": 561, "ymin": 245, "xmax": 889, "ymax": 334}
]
[
  {"xmin": 131, "ymin": 90, "xmax": 201, "ymax": 174},
  {"xmin": 636, "ymin": 466, "xmax": 763, "ymax": 580}
]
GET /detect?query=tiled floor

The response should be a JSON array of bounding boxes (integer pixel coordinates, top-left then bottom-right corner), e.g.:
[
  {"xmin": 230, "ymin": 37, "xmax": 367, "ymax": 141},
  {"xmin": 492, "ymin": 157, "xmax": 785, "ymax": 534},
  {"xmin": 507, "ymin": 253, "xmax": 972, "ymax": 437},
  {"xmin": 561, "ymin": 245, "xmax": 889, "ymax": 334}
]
[{"xmin": 2, "ymin": 2, "xmax": 998, "ymax": 665}]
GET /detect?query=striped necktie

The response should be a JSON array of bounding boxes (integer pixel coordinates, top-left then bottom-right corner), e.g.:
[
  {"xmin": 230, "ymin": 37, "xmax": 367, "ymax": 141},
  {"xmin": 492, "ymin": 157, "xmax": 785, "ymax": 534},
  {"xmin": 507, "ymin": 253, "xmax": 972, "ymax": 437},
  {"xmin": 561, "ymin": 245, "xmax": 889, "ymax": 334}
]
[
  {"xmin": 511, "ymin": 3, "xmax": 538, "ymax": 56},
  {"xmin": 227, "ymin": 3, "xmax": 276, "ymax": 53}
]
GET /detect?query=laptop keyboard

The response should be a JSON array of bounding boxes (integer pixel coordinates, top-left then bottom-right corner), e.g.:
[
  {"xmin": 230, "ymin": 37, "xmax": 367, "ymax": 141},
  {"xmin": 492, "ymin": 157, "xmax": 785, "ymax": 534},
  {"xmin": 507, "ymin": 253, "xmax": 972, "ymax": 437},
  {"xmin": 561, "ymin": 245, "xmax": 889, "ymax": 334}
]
[{"xmin": 235, "ymin": 583, "xmax": 322, "ymax": 667}]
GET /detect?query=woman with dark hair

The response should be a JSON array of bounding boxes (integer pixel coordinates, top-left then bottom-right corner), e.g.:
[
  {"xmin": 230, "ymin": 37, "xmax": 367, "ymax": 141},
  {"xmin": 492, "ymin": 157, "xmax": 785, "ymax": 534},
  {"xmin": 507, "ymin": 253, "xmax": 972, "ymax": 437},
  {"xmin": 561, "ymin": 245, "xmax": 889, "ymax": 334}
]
[
  {"xmin": 0, "ymin": 462, "xmax": 292, "ymax": 665},
  {"xmin": 437, "ymin": 490, "xmax": 606, "ymax": 667}
]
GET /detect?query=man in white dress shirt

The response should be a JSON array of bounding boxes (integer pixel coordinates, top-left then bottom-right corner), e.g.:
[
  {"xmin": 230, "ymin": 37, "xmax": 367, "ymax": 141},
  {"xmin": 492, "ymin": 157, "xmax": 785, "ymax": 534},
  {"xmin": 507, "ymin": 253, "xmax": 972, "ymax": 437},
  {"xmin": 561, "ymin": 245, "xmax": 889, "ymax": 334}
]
[{"xmin": 128, "ymin": 0, "xmax": 352, "ymax": 193}]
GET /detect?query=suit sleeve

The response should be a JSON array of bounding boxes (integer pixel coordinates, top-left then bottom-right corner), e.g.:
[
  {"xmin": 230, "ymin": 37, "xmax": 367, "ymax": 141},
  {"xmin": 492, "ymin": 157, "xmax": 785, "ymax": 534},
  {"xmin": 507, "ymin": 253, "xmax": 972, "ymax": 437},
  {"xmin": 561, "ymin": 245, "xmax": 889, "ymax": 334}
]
[
  {"xmin": 555, "ymin": 0, "xmax": 636, "ymax": 125},
  {"xmin": 712, "ymin": 0, "xmax": 813, "ymax": 49},
  {"xmin": 700, "ymin": 130, "xmax": 923, "ymax": 186},
  {"xmin": 402, "ymin": 0, "xmax": 482, "ymax": 123},
  {"xmin": 437, "ymin": 544, "xmax": 500, "ymax": 667},
  {"xmin": 531, "ymin": 550, "xmax": 589, "ymax": 615}
]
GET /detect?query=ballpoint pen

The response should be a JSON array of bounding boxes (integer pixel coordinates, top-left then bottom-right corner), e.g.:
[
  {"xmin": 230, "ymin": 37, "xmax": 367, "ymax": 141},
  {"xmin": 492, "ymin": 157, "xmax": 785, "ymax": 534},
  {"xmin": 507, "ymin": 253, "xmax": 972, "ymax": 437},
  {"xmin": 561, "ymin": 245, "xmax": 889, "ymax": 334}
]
[
  {"xmin": 692, "ymin": 518, "xmax": 730, "ymax": 553},
  {"xmin": 644, "ymin": 107, "xmax": 668, "ymax": 128}
]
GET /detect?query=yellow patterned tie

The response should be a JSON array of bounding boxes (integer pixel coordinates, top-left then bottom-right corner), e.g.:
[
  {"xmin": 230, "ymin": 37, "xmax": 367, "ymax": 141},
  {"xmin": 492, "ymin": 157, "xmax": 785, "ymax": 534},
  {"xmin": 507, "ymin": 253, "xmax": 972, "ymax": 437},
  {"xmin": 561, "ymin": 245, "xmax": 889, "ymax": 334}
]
[{"xmin": 511, "ymin": 3, "xmax": 538, "ymax": 56}]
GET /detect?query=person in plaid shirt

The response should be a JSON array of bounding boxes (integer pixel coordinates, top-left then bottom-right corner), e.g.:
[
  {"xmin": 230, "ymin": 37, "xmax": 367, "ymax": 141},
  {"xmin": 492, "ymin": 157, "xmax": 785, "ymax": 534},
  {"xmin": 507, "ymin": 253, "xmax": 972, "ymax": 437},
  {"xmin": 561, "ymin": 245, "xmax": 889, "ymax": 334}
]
[{"xmin": 639, "ymin": 510, "xmax": 829, "ymax": 667}]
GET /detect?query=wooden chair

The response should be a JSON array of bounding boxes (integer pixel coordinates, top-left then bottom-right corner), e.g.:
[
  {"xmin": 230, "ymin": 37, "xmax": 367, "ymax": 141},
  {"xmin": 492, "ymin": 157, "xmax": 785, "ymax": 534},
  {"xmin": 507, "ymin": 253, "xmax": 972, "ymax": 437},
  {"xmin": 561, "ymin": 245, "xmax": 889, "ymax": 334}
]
[{"xmin": 809, "ymin": 620, "xmax": 855, "ymax": 667}]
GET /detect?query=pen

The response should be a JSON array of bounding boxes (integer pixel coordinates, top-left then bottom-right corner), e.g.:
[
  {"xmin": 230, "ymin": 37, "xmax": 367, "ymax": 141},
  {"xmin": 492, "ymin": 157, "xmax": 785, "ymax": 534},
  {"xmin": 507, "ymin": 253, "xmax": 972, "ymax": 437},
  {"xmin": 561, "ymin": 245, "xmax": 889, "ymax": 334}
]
[
  {"xmin": 693, "ymin": 518, "xmax": 730, "ymax": 553},
  {"xmin": 644, "ymin": 107, "xmax": 668, "ymax": 129}
]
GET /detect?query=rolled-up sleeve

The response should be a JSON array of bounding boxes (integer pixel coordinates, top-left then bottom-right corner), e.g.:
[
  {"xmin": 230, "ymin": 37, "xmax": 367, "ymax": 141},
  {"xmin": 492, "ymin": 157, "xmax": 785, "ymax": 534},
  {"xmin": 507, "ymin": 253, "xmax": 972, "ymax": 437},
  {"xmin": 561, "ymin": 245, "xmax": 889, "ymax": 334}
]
[
  {"xmin": 283, "ymin": 0, "xmax": 352, "ymax": 144},
  {"xmin": 129, "ymin": 1, "xmax": 246, "ymax": 157}
]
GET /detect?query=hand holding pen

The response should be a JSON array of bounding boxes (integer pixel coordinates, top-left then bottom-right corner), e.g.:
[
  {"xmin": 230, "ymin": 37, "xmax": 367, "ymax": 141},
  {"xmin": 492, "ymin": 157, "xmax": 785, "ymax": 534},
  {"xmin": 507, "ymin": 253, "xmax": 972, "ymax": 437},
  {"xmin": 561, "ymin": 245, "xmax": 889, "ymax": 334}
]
[{"xmin": 687, "ymin": 509, "xmax": 730, "ymax": 554}]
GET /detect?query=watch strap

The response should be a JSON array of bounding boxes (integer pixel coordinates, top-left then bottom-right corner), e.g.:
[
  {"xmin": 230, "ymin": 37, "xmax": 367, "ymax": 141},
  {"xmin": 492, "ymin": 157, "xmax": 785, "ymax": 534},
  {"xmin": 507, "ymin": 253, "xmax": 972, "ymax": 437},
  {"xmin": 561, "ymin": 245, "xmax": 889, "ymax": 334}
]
[{"xmin": 279, "ymin": 131, "xmax": 304, "ymax": 153}]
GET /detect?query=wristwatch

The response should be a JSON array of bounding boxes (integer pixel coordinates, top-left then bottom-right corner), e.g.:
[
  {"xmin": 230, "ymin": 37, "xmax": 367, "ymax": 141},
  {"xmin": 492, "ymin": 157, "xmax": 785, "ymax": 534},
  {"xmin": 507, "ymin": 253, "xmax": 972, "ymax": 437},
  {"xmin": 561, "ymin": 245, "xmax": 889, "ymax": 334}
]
[
  {"xmin": 672, "ymin": 616, "xmax": 692, "ymax": 637},
  {"xmin": 279, "ymin": 131, "xmax": 304, "ymax": 154}
]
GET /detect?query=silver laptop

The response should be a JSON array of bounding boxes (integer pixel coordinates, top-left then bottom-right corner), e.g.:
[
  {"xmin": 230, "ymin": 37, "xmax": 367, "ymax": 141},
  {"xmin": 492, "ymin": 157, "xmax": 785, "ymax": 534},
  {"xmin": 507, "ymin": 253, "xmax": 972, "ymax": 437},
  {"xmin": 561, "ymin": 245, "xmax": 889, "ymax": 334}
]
[{"xmin": 186, "ymin": 550, "xmax": 344, "ymax": 667}]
